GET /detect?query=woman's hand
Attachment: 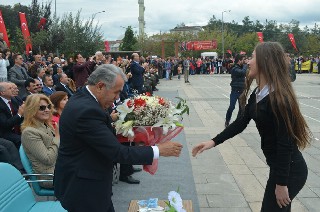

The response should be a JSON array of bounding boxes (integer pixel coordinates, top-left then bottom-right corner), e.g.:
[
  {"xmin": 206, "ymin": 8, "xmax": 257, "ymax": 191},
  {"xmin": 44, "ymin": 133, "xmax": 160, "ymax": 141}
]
[
  {"xmin": 54, "ymin": 122, "xmax": 60, "ymax": 138},
  {"xmin": 192, "ymin": 140, "xmax": 215, "ymax": 157},
  {"xmin": 275, "ymin": 184, "xmax": 291, "ymax": 208}
]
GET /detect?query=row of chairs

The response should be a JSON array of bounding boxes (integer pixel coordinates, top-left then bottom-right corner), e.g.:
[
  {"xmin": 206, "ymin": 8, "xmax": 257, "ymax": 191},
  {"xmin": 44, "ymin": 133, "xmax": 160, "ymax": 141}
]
[
  {"xmin": 0, "ymin": 162, "xmax": 66, "ymax": 212},
  {"xmin": 0, "ymin": 146, "xmax": 66, "ymax": 212},
  {"xmin": 1, "ymin": 146, "xmax": 120, "ymax": 211}
]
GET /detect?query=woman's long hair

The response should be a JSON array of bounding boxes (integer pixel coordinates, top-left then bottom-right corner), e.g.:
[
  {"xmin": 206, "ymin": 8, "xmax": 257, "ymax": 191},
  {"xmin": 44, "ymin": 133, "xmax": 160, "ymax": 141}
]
[
  {"xmin": 240, "ymin": 42, "xmax": 311, "ymax": 149},
  {"xmin": 21, "ymin": 94, "xmax": 53, "ymax": 131}
]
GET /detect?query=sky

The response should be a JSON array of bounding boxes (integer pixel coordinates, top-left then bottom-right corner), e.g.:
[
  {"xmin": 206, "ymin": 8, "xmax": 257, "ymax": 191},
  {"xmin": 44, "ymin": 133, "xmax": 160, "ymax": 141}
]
[{"xmin": 3, "ymin": 0, "xmax": 320, "ymax": 41}]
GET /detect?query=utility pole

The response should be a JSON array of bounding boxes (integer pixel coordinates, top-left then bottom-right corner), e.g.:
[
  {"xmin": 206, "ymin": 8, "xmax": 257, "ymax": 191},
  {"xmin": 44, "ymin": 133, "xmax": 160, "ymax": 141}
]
[{"xmin": 222, "ymin": 10, "xmax": 231, "ymax": 60}]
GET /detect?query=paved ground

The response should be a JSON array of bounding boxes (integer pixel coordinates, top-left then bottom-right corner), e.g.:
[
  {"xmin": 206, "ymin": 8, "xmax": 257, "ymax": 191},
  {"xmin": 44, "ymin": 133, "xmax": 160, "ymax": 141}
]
[{"xmin": 157, "ymin": 73, "xmax": 320, "ymax": 212}]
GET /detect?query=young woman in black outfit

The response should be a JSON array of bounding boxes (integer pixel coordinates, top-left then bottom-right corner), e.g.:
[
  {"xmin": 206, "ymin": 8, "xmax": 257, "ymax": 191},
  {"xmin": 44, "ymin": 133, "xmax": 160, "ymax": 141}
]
[{"xmin": 192, "ymin": 42, "xmax": 311, "ymax": 211}]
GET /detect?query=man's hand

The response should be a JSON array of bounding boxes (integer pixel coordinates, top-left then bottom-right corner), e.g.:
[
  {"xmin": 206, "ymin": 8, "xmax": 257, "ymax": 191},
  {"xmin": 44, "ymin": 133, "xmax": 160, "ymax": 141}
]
[
  {"xmin": 18, "ymin": 103, "xmax": 25, "ymax": 117},
  {"xmin": 110, "ymin": 110, "xmax": 119, "ymax": 122},
  {"xmin": 275, "ymin": 185, "xmax": 291, "ymax": 208},
  {"xmin": 192, "ymin": 140, "xmax": 215, "ymax": 157},
  {"xmin": 157, "ymin": 141, "xmax": 183, "ymax": 157}
]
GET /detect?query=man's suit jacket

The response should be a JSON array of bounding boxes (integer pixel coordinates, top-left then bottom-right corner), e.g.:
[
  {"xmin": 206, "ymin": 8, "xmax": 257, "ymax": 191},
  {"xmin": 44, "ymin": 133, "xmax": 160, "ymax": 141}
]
[
  {"xmin": 8, "ymin": 65, "xmax": 31, "ymax": 98},
  {"xmin": 55, "ymin": 83, "xmax": 74, "ymax": 98},
  {"xmin": 130, "ymin": 61, "xmax": 145, "ymax": 86},
  {"xmin": 0, "ymin": 97, "xmax": 23, "ymax": 138},
  {"xmin": 42, "ymin": 86, "xmax": 56, "ymax": 96},
  {"xmin": 54, "ymin": 87, "xmax": 154, "ymax": 212}
]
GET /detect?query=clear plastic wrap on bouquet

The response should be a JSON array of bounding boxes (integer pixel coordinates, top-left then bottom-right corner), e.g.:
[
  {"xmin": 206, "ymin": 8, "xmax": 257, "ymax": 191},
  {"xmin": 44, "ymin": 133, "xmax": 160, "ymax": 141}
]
[{"xmin": 117, "ymin": 126, "xmax": 183, "ymax": 175}]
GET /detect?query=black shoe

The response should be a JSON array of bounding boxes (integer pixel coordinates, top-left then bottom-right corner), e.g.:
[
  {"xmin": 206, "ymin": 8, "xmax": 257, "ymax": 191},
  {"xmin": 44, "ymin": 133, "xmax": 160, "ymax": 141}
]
[
  {"xmin": 133, "ymin": 167, "xmax": 142, "ymax": 173},
  {"xmin": 187, "ymin": 81, "xmax": 190, "ymax": 83},
  {"xmin": 119, "ymin": 175, "xmax": 140, "ymax": 184},
  {"xmin": 225, "ymin": 120, "xmax": 229, "ymax": 128}
]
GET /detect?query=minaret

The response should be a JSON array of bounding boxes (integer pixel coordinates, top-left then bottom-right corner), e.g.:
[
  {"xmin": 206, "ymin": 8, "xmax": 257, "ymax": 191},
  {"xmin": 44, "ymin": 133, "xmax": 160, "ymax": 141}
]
[{"xmin": 138, "ymin": 0, "xmax": 145, "ymax": 37}]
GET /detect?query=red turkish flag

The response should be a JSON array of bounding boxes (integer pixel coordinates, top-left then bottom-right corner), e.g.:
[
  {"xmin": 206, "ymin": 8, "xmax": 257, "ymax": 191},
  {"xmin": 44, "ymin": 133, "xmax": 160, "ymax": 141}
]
[
  {"xmin": 104, "ymin": 41, "xmax": 110, "ymax": 52},
  {"xmin": 19, "ymin": 12, "xmax": 32, "ymax": 53},
  {"xmin": 257, "ymin": 32, "xmax": 264, "ymax": 43},
  {"xmin": 288, "ymin": 33, "xmax": 298, "ymax": 51},
  {"xmin": 227, "ymin": 49, "xmax": 232, "ymax": 55},
  {"xmin": 0, "ymin": 10, "xmax": 10, "ymax": 48},
  {"xmin": 37, "ymin": 17, "xmax": 47, "ymax": 30}
]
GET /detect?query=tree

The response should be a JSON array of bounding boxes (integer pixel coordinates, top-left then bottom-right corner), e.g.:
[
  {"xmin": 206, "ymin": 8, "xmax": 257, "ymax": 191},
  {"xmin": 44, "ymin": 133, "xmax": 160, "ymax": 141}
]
[
  {"xmin": 233, "ymin": 32, "xmax": 258, "ymax": 54},
  {"xmin": 120, "ymin": 26, "xmax": 137, "ymax": 51},
  {"xmin": 242, "ymin": 16, "xmax": 254, "ymax": 33}
]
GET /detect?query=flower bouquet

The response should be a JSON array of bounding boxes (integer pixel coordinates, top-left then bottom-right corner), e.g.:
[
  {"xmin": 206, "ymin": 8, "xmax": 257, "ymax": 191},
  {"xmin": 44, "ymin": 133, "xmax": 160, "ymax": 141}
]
[{"xmin": 115, "ymin": 93, "xmax": 189, "ymax": 174}]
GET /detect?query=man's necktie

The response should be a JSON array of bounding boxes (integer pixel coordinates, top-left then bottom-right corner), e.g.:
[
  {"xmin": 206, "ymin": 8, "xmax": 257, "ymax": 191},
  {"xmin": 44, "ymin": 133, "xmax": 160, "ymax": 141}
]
[
  {"xmin": 8, "ymin": 101, "xmax": 21, "ymax": 134},
  {"xmin": 21, "ymin": 68, "xmax": 28, "ymax": 79}
]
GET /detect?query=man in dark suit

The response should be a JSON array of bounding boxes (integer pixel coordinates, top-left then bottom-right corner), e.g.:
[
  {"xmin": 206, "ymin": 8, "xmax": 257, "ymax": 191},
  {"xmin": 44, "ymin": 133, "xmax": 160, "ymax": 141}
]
[
  {"xmin": 8, "ymin": 54, "xmax": 32, "ymax": 98},
  {"xmin": 0, "ymin": 138, "xmax": 25, "ymax": 173},
  {"xmin": 55, "ymin": 73, "xmax": 74, "ymax": 98},
  {"xmin": 130, "ymin": 53, "xmax": 146, "ymax": 94},
  {"xmin": 8, "ymin": 82, "xmax": 23, "ymax": 106},
  {"xmin": 42, "ymin": 74, "xmax": 56, "ymax": 96},
  {"xmin": 54, "ymin": 64, "xmax": 182, "ymax": 212},
  {"xmin": 0, "ymin": 82, "xmax": 25, "ymax": 149},
  {"xmin": 22, "ymin": 78, "xmax": 37, "ymax": 101}
]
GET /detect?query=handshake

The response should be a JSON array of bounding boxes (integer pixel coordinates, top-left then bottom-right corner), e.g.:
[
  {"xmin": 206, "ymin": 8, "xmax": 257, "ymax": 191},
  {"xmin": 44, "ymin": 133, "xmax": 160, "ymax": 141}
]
[{"xmin": 157, "ymin": 141, "xmax": 183, "ymax": 157}]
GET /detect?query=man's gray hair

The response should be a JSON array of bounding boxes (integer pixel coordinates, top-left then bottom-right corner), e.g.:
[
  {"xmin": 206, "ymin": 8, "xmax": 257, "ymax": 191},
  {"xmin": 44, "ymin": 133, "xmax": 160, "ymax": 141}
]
[
  {"xmin": 87, "ymin": 64, "xmax": 127, "ymax": 89},
  {"xmin": 95, "ymin": 51, "xmax": 103, "ymax": 56},
  {"xmin": 0, "ymin": 82, "xmax": 7, "ymax": 92}
]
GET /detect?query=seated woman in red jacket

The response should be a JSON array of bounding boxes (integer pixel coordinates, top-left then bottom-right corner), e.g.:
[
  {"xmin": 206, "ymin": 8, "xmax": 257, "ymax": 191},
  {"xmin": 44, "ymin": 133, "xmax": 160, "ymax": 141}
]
[{"xmin": 50, "ymin": 91, "xmax": 68, "ymax": 129}]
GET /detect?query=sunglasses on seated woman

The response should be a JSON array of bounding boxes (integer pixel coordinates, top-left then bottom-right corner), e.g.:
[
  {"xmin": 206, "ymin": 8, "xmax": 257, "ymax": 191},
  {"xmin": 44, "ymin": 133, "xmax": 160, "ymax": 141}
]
[{"xmin": 39, "ymin": 104, "xmax": 52, "ymax": 111}]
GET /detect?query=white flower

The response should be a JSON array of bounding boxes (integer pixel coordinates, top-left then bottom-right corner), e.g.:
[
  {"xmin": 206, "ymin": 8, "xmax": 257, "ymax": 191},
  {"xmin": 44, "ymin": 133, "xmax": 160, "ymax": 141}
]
[
  {"xmin": 168, "ymin": 191, "xmax": 183, "ymax": 211},
  {"xmin": 116, "ymin": 99, "xmax": 134, "ymax": 121},
  {"xmin": 115, "ymin": 120, "xmax": 134, "ymax": 137},
  {"xmin": 152, "ymin": 114, "xmax": 179, "ymax": 134},
  {"xmin": 122, "ymin": 120, "xmax": 134, "ymax": 137},
  {"xmin": 168, "ymin": 102, "xmax": 182, "ymax": 115}
]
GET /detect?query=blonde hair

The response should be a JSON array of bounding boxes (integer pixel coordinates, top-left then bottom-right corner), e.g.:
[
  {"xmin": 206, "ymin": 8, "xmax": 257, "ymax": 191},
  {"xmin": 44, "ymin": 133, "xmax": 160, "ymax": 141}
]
[{"xmin": 21, "ymin": 94, "xmax": 54, "ymax": 131}]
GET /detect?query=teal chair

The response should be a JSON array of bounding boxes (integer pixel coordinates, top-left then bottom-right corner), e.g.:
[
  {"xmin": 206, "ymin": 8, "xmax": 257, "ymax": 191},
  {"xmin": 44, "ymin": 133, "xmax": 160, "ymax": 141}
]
[
  {"xmin": 0, "ymin": 163, "xmax": 66, "ymax": 212},
  {"xmin": 19, "ymin": 146, "xmax": 54, "ymax": 196}
]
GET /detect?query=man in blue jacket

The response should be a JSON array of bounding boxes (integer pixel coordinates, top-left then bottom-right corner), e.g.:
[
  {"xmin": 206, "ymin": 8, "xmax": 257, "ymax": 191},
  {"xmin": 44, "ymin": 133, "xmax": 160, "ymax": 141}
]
[
  {"xmin": 225, "ymin": 55, "xmax": 248, "ymax": 128},
  {"xmin": 130, "ymin": 53, "xmax": 146, "ymax": 94}
]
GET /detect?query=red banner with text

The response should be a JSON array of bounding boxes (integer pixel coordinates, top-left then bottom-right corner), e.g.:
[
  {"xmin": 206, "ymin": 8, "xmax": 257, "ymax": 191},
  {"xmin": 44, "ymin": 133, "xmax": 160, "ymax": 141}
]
[
  {"xmin": 0, "ymin": 10, "xmax": 10, "ymax": 48},
  {"xmin": 19, "ymin": 12, "xmax": 32, "ymax": 53},
  {"xmin": 184, "ymin": 40, "xmax": 217, "ymax": 51}
]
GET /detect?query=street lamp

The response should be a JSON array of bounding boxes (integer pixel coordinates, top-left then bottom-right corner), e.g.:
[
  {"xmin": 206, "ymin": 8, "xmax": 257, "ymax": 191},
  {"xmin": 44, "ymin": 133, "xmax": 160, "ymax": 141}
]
[
  {"xmin": 222, "ymin": 10, "xmax": 231, "ymax": 60},
  {"xmin": 54, "ymin": 0, "xmax": 57, "ymax": 17},
  {"xmin": 92, "ymin": 10, "xmax": 106, "ymax": 19}
]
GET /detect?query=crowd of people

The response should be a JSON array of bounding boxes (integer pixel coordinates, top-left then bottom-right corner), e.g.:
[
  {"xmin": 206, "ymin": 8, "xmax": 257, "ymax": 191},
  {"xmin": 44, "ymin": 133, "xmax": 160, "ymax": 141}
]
[{"xmin": 0, "ymin": 47, "xmax": 172, "ymax": 189}]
